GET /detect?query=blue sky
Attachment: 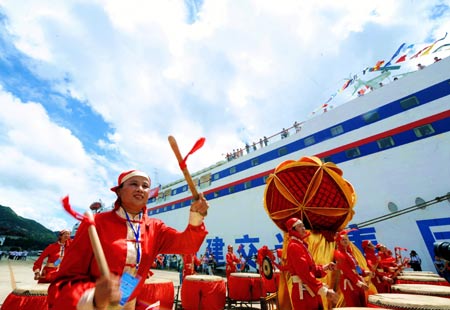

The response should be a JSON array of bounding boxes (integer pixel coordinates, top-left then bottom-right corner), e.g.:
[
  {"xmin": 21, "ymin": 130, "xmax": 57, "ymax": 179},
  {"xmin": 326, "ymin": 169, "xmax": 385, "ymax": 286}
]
[{"xmin": 0, "ymin": 0, "xmax": 449, "ymax": 231}]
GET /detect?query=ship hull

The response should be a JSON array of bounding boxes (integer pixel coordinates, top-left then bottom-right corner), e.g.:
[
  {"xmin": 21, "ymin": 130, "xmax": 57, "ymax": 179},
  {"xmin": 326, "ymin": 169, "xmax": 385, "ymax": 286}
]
[{"xmin": 148, "ymin": 57, "xmax": 450, "ymax": 272}]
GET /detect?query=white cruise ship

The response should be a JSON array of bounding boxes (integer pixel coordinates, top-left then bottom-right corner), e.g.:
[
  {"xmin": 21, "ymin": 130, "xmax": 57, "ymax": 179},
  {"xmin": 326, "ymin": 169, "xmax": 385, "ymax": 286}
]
[{"xmin": 148, "ymin": 56, "xmax": 450, "ymax": 272}]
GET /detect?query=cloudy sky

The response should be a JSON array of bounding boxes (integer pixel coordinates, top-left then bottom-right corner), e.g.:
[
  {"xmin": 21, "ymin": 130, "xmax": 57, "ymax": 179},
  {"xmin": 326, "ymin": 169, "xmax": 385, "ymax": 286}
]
[{"xmin": 0, "ymin": 0, "xmax": 449, "ymax": 231}]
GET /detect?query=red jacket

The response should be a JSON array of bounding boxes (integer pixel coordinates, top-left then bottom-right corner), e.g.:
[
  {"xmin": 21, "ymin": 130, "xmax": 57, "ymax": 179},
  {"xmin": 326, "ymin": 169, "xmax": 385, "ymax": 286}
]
[
  {"xmin": 48, "ymin": 209, "xmax": 207, "ymax": 309},
  {"xmin": 33, "ymin": 240, "xmax": 71, "ymax": 283},
  {"xmin": 286, "ymin": 237, "xmax": 326, "ymax": 295}
]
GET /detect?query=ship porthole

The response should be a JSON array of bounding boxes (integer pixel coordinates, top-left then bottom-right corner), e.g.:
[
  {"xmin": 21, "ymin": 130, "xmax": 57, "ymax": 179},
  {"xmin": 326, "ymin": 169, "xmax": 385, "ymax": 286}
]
[
  {"xmin": 387, "ymin": 201, "xmax": 398, "ymax": 212},
  {"xmin": 415, "ymin": 197, "xmax": 426, "ymax": 209}
]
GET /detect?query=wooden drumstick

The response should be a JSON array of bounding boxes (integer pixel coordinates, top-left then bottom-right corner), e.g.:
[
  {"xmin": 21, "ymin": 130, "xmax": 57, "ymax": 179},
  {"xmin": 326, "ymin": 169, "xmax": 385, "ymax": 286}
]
[
  {"xmin": 168, "ymin": 135, "xmax": 200, "ymax": 201},
  {"xmin": 85, "ymin": 211, "xmax": 110, "ymax": 278}
]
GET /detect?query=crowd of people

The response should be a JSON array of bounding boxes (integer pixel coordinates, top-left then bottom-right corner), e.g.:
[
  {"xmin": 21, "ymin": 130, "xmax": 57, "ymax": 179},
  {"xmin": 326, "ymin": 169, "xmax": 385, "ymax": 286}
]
[
  {"xmin": 280, "ymin": 217, "xmax": 450, "ymax": 308},
  {"xmin": 7, "ymin": 168, "xmax": 446, "ymax": 309},
  {"xmin": 225, "ymin": 121, "xmax": 303, "ymax": 162},
  {"xmin": 0, "ymin": 250, "xmax": 29, "ymax": 260}
]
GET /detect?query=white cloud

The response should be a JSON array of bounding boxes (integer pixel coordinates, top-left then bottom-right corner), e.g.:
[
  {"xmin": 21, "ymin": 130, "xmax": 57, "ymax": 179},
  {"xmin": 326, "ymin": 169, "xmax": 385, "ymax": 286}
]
[
  {"xmin": 0, "ymin": 0, "xmax": 449, "ymax": 230},
  {"xmin": 0, "ymin": 87, "xmax": 115, "ymax": 230}
]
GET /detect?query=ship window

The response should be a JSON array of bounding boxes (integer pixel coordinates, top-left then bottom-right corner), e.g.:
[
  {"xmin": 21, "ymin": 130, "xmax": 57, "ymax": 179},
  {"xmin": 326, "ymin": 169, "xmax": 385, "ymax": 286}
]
[
  {"xmin": 251, "ymin": 158, "xmax": 259, "ymax": 166},
  {"xmin": 214, "ymin": 191, "xmax": 219, "ymax": 198},
  {"xmin": 330, "ymin": 125, "xmax": 344, "ymax": 136},
  {"xmin": 400, "ymin": 96, "xmax": 419, "ymax": 110},
  {"xmin": 199, "ymin": 174, "xmax": 211, "ymax": 189},
  {"xmin": 322, "ymin": 156, "xmax": 332, "ymax": 163},
  {"xmin": 229, "ymin": 186, "xmax": 235, "ymax": 194},
  {"xmin": 171, "ymin": 205, "xmax": 175, "ymax": 210},
  {"xmin": 413, "ymin": 124, "xmax": 435, "ymax": 138},
  {"xmin": 213, "ymin": 173, "xmax": 220, "ymax": 180},
  {"xmin": 230, "ymin": 167, "xmax": 237, "ymax": 174},
  {"xmin": 363, "ymin": 110, "xmax": 380, "ymax": 124},
  {"xmin": 304, "ymin": 136, "xmax": 315, "ymax": 146},
  {"xmin": 278, "ymin": 147, "xmax": 288, "ymax": 156},
  {"xmin": 180, "ymin": 201, "xmax": 185, "ymax": 207},
  {"xmin": 182, "ymin": 185, "xmax": 188, "ymax": 192},
  {"xmin": 345, "ymin": 147, "xmax": 361, "ymax": 158},
  {"xmin": 377, "ymin": 136, "xmax": 395, "ymax": 149},
  {"xmin": 388, "ymin": 202, "xmax": 398, "ymax": 212},
  {"xmin": 263, "ymin": 176, "xmax": 269, "ymax": 183},
  {"xmin": 244, "ymin": 181, "xmax": 252, "ymax": 189}
]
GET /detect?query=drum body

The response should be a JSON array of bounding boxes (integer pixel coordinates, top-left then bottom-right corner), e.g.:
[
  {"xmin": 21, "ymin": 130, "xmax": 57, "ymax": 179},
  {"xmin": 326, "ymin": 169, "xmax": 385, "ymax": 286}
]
[
  {"xmin": 262, "ymin": 270, "xmax": 280, "ymax": 295},
  {"xmin": 1, "ymin": 284, "xmax": 49, "ymax": 310},
  {"xmin": 228, "ymin": 272, "xmax": 263, "ymax": 301},
  {"xmin": 391, "ymin": 284, "xmax": 450, "ymax": 298},
  {"xmin": 137, "ymin": 278, "xmax": 174, "ymax": 310},
  {"xmin": 396, "ymin": 275, "xmax": 450, "ymax": 286},
  {"xmin": 368, "ymin": 293, "xmax": 450, "ymax": 309},
  {"xmin": 181, "ymin": 275, "xmax": 226, "ymax": 310}
]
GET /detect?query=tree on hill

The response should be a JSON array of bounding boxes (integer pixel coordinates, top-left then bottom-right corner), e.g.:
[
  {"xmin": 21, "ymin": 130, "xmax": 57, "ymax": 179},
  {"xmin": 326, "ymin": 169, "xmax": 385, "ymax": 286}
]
[{"xmin": 0, "ymin": 205, "xmax": 56, "ymax": 250}]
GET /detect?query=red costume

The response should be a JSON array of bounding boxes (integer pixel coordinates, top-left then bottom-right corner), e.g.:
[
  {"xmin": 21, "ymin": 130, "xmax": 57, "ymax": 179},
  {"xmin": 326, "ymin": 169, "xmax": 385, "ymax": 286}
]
[
  {"xmin": 377, "ymin": 244, "xmax": 399, "ymax": 289},
  {"xmin": 182, "ymin": 253, "xmax": 201, "ymax": 280},
  {"xmin": 285, "ymin": 218, "xmax": 331, "ymax": 310},
  {"xmin": 47, "ymin": 209, "xmax": 207, "ymax": 309},
  {"xmin": 334, "ymin": 230, "xmax": 369, "ymax": 307},
  {"xmin": 362, "ymin": 240, "xmax": 391, "ymax": 293},
  {"xmin": 33, "ymin": 230, "xmax": 71, "ymax": 283},
  {"xmin": 226, "ymin": 245, "xmax": 240, "ymax": 278}
]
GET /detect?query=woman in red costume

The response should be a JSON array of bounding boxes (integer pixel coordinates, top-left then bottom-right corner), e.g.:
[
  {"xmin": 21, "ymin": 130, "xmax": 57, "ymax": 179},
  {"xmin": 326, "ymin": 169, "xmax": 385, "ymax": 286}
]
[
  {"xmin": 362, "ymin": 240, "xmax": 392, "ymax": 293},
  {"xmin": 182, "ymin": 253, "xmax": 201, "ymax": 281},
  {"xmin": 334, "ymin": 230, "xmax": 370, "ymax": 306},
  {"xmin": 377, "ymin": 243, "xmax": 400, "ymax": 287},
  {"xmin": 226, "ymin": 245, "xmax": 240, "ymax": 278},
  {"xmin": 47, "ymin": 170, "xmax": 209, "ymax": 310},
  {"xmin": 33, "ymin": 229, "xmax": 71, "ymax": 283},
  {"xmin": 285, "ymin": 218, "xmax": 338, "ymax": 310}
]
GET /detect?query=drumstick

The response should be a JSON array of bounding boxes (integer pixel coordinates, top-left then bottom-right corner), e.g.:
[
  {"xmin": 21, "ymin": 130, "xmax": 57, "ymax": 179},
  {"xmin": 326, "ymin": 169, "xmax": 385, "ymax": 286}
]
[
  {"xmin": 85, "ymin": 211, "xmax": 110, "ymax": 278},
  {"xmin": 168, "ymin": 135, "xmax": 200, "ymax": 201}
]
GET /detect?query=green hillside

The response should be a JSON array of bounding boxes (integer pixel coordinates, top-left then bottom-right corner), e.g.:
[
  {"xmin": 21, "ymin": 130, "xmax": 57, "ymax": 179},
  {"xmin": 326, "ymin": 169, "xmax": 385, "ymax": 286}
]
[{"xmin": 0, "ymin": 205, "xmax": 57, "ymax": 250}]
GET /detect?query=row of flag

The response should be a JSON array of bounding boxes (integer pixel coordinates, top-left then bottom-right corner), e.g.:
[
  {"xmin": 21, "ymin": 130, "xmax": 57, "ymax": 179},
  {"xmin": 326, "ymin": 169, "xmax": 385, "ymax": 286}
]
[{"xmin": 313, "ymin": 32, "xmax": 448, "ymax": 115}]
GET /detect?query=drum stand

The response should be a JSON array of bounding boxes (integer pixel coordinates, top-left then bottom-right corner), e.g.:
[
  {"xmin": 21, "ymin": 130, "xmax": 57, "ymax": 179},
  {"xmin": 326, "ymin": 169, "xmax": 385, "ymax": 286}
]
[{"xmin": 174, "ymin": 285, "xmax": 182, "ymax": 310}]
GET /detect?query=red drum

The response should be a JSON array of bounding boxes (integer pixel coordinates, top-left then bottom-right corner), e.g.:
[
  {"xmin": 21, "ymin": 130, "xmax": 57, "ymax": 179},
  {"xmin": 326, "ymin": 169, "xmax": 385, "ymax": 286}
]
[
  {"xmin": 262, "ymin": 270, "xmax": 280, "ymax": 295},
  {"xmin": 368, "ymin": 293, "xmax": 450, "ymax": 309},
  {"xmin": 391, "ymin": 284, "xmax": 450, "ymax": 298},
  {"xmin": 228, "ymin": 272, "xmax": 263, "ymax": 301},
  {"xmin": 136, "ymin": 278, "xmax": 174, "ymax": 310},
  {"xmin": 396, "ymin": 275, "xmax": 450, "ymax": 286},
  {"xmin": 1, "ymin": 284, "xmax": 49, "ymax": 310},
  {"xmin": 181, "ymin": 275, "xmax": 226, "ymax": 310}
]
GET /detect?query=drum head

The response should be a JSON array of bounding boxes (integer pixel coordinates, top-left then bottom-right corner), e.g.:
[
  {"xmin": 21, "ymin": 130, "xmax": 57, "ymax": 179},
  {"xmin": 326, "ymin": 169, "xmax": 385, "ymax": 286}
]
[
  {"xmin": 13, "ymin": 284, "xmax": 49, "ymax": 296},
  {"xmin": 397, "ymin": 275, "xmax": 446, "ymax": 282},
  {"xmin": 262, "ymin": 257, "xmax": 274, "ymax": 280},
  {"xmin": 391, "ymin": 284, "xmax": 450, "ymax": 297},
  {"xmin": 369, "ymin": 293, "xmax": 450, "ymax": 309},
  {"xmin": 185, "ymin": 274, "xmax": 223, "ymax": 282},
  {"xmin": 230, "ymin": 272, "xmax": 261, "ymax": 278}
]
